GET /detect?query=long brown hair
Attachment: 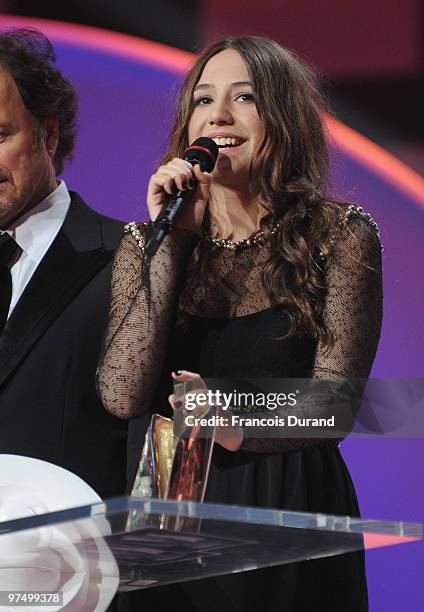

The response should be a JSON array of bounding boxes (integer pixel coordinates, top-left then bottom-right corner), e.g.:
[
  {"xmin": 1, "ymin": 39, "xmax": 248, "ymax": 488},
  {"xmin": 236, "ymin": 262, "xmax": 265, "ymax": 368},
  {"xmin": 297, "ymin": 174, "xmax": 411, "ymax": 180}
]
[{"xmin": 162, "ymin": 36, "xmax": 346, "ymax": 346}]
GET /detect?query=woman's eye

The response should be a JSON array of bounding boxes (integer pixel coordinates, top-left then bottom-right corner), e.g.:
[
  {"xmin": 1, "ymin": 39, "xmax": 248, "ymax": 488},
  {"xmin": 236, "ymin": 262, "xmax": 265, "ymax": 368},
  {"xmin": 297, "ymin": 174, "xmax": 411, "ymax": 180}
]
[
  {"xmin": 194, "ymin": 96, "xmax": 212, "ymax": 106},
  {"xmin": 236, "ymin": 93, "xmax": 255, "ymax": 102}
]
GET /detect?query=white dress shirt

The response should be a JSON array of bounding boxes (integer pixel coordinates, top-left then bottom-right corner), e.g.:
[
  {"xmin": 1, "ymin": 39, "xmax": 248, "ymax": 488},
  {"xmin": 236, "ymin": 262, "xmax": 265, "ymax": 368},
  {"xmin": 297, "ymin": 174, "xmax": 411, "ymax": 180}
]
[{"xmin": 0, "ymin": 180, "xmax": 71, "ymax": 319}]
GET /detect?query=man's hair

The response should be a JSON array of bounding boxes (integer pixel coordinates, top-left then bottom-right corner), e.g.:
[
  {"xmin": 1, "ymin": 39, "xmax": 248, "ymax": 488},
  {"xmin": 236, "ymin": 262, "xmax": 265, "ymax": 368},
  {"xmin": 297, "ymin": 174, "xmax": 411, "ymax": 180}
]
[{"xmin": 0, "ymin": 27, "xmax": 78, "ymax": 175}]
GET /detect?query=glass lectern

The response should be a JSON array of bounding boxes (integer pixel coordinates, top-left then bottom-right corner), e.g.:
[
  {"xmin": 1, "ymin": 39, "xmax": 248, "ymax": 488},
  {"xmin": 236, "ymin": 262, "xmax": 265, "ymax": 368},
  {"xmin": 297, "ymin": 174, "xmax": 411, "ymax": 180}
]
[{"xmin": 0, "ymin": 496, "xmax": 420, "ymax": 609}]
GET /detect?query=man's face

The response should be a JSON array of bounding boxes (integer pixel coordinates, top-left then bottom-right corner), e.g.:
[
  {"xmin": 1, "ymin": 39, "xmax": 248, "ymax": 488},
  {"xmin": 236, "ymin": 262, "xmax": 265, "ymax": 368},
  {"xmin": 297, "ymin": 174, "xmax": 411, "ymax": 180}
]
[{"xmin": 0, "ymin": 67, "xmax": 57, "ymax": 229}]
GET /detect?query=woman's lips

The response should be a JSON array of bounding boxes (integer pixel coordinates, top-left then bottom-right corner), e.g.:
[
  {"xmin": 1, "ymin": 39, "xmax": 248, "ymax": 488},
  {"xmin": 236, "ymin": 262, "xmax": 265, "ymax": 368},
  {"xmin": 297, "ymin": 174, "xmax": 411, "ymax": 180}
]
[
  {"xmin": 217, "ymin": 142, "xmax": 244, "ymax": 154},
  {"xmin": 211, "ymin": 136, "xmax": 244, "ymax": 147}
]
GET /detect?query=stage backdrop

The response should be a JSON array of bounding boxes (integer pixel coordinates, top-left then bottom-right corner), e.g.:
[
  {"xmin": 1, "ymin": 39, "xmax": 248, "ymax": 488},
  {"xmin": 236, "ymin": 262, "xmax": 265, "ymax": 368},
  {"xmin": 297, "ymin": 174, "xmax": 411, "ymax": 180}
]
[{"xmin": 1, "ymin": 16, "xmax": 423, "ymax": 612}]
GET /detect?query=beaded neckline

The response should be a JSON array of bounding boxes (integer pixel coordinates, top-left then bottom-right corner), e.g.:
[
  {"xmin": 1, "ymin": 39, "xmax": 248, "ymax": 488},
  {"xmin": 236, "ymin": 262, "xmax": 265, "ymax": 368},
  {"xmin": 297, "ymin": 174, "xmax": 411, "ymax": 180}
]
[
  {"xmin": 125, "ymin": 205, "xmax": 382, "ymax": 255},
  {"xmin": 205, "ymin": 223, "xmax": 282, "ymax": 250},
  {"xmin": 204, "ymin": 205, "xmax": 382, "ymax": 252}
]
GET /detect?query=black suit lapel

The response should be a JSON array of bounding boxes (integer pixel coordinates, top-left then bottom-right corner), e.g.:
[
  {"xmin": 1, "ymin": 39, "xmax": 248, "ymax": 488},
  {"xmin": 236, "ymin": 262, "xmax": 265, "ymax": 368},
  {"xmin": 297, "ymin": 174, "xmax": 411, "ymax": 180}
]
[{"xmin": 0, "ymin": 194, "xmax": 114, "ymax": 387}]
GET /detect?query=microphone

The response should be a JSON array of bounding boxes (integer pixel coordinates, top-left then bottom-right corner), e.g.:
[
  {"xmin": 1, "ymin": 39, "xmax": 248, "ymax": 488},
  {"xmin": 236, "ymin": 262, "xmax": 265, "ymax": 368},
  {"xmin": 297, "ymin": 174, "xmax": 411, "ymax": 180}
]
[{"xmin": 144, "ymin": 137, "xmax": 219, "ymax": 258}]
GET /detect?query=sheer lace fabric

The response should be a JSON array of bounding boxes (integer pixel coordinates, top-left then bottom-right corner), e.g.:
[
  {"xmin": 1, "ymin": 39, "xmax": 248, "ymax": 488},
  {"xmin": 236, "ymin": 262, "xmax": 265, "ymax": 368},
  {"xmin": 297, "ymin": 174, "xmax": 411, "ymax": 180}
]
[
  {"xmin": 97, "ymin": 211, "xmax": 382, "ymax": 452},
  {"xmin": 97, "ymin": 227, "xmax": 198, "ymax": 419}
]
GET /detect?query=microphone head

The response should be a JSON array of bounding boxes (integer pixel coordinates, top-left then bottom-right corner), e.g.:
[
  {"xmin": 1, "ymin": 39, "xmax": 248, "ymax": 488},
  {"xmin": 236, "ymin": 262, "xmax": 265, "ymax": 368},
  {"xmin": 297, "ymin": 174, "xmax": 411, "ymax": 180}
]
[{"xmin": 183, "ymin": 137, "xmax": 219, "ymax": 173}]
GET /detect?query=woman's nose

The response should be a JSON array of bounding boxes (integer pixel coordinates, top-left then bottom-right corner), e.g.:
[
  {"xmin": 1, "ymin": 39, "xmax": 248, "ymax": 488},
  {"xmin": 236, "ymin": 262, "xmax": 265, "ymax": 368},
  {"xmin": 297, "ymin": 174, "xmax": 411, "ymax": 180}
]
[{"xmin": 208, "ymin": 100, "xmax": 234, "ymax": 125}]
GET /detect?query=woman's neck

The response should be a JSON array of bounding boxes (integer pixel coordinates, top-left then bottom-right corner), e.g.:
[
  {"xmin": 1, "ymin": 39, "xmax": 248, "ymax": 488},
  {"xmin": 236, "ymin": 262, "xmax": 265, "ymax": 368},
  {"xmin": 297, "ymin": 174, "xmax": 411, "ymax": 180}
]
[{"xmin": 209, "ymin": 185, "xmax": 268, "ymax": 241}]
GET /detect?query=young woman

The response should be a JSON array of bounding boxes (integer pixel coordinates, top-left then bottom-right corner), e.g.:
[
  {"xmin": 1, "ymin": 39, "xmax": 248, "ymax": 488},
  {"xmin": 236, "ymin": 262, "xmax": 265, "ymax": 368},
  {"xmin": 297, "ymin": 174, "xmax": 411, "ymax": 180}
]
[{"xmin": 98, "ymin": 36, "xmax": 382, "ymax": 611}]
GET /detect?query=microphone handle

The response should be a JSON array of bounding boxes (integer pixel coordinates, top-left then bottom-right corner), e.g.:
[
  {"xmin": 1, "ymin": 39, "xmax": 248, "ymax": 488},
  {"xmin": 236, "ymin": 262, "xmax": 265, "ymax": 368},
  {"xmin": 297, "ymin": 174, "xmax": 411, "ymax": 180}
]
[{"xmin": 144, "ymin": 177, "xmax": 198, "ymax": 258}]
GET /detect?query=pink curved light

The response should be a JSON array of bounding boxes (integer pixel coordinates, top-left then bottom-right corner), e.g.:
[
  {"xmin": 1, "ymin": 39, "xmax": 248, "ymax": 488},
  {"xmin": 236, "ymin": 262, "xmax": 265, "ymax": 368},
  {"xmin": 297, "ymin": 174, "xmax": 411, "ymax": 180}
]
[
  {"xmin": 326, "ymin": 116, "xmax": 424, "ymax": 207},
  {"xmin": 1, "ymin": 14, "xmax": 423, "ymax": 208},
  {"xmin": 0, "ymin": 15, "xmax": 192, "ymax": 72}
]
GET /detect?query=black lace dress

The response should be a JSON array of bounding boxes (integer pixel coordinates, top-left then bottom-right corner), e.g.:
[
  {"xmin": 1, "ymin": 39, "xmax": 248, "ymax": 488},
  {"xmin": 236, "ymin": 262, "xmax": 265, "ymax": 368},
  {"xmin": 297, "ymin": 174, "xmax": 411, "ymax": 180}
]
[{"xmin": 98, "ymin": 208, "xmax": 382, "ymax": 612}]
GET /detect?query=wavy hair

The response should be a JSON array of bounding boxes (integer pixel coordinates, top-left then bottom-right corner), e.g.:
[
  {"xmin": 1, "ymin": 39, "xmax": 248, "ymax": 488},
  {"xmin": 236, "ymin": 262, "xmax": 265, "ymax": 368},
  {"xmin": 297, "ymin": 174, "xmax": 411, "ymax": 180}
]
[{"xmin": 162, "ymin": 36, "xmax": 346, "ymax": 346}]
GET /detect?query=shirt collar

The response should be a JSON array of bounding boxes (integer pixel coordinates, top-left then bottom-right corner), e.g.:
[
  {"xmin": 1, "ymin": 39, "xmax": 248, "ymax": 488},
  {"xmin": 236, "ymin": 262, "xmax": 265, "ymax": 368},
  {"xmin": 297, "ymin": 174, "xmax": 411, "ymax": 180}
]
[{"xmin": 4, "ymin": 180, "xmax": 71, "ymax": 263}]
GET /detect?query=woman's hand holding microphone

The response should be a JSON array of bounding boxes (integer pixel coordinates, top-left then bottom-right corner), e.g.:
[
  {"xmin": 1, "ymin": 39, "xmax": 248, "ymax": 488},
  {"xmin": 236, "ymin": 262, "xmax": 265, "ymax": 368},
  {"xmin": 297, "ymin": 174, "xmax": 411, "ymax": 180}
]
[
  {"xmin": 146, "ymin": 138, "xmax": 218, "ymax": 238},
  {"xmin": 147, "ymin": 159, "xmax": 212, "ymax": 236}
]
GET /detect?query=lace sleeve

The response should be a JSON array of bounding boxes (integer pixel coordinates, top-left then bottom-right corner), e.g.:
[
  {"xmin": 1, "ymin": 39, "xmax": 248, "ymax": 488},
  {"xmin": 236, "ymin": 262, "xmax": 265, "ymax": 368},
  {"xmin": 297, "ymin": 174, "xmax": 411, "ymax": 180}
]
[
  {"xmin": 240, "ymin": 210, "xmax": 383, "ymax": 453},
  {"xmin": 96, "ymin": 223, "xmax": 199, "ymax": 418}
]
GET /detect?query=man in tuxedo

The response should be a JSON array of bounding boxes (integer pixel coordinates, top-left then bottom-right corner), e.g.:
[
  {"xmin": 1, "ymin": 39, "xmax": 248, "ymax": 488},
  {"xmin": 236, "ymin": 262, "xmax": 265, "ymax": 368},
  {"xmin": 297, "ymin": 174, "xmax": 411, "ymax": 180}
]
[{"xmin": 0, "ymin": 28, "xmax": 127, "ymax": 499}]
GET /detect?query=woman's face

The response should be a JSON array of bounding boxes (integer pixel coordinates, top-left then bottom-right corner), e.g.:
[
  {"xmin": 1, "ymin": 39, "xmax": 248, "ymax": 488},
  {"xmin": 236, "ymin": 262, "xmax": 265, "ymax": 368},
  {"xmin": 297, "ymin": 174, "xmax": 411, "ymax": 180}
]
[{"xmin": 188, "ymin": 49, "xmax": 265, "ymax": 190}]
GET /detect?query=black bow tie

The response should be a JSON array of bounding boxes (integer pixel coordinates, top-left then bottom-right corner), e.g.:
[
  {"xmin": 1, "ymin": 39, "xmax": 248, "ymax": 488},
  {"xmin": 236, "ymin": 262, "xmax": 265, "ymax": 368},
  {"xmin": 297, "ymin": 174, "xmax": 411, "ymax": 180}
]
[{"xmin": 0, "ymin": 233, "xmax": 20, "ymax": 334}]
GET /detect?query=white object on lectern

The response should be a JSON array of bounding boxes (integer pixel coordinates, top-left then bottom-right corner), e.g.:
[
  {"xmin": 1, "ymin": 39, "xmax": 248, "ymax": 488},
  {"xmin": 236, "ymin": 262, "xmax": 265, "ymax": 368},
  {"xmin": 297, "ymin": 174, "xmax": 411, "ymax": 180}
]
[{"xmin": 0, "ymin": 455, "xmax": 119, "ymax": 612}]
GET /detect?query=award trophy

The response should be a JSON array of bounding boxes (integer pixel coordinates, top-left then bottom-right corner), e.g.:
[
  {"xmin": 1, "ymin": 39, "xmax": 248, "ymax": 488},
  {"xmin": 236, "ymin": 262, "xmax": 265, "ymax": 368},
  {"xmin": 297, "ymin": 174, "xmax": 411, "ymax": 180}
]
[{"xmin": 131, "ymin": 381, "xmax": 215, "ymax": 503}]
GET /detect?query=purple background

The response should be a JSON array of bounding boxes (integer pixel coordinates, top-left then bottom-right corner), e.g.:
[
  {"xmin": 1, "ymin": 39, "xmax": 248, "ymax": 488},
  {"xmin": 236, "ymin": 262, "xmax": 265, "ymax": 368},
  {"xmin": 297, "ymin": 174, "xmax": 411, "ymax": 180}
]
[{"xmin": 7, "ymin": 21, "xmax": 424, "ymax": 611}]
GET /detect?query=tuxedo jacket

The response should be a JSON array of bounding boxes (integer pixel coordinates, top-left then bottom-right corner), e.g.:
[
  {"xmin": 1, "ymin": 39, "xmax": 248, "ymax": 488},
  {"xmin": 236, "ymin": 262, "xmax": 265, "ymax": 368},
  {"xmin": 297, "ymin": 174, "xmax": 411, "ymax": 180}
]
[{"xmin": 0, "ymin": 192, "xmax": 128, "ymax": 499}]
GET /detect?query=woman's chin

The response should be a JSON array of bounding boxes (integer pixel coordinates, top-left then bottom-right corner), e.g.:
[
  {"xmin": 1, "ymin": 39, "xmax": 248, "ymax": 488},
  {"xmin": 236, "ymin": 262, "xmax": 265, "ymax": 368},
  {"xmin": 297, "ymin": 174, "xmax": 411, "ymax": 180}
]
[{"xmin": 213, "ymin": 157, "xmax": 248, "ymax": 183}]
